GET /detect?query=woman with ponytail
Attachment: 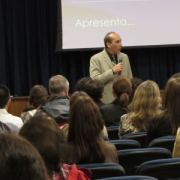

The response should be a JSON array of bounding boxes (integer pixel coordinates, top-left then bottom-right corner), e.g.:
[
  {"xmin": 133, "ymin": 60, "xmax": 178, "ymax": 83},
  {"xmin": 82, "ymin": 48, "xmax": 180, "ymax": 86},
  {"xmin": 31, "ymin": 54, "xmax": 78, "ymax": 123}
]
[{"xmin": 100, "ymin": 76, "xmax": 132, "ymax": 127}]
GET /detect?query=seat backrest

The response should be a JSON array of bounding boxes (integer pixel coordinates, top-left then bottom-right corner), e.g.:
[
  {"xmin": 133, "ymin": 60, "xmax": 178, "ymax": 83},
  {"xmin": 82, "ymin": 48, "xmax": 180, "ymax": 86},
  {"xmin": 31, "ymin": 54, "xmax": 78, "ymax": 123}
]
[
  {"xmin": 135, "ymin": 158, "xmax": 180, "ymax": 180},
  {"xmin": 117, "ymin": 147, "xmax": 172, "ymax": 175},
  {"xmin": 148, "ymin": 135, "xmax": 176, "ymax": 153},
  {"xmin": 96, "ymin": 175, "xmax": 158, "ymax": 180},
  {"xmin": 107, "ymin": 126, "xmax": 119, "ymax": 140},
  {"xmin": 108, "ymin": 139, "xmax": 141, "ymax": 150},
  {"xmin": 77, "ymin": 163, "xmax": 125, "ymax": 179},
  {"xmin": 121, "ymin": 132, "xmax": 147, "ymax": 148}
]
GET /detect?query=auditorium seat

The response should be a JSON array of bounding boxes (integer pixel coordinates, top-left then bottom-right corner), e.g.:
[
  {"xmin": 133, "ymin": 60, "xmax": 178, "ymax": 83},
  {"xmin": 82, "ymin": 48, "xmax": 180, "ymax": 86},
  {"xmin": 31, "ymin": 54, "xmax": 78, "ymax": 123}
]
[
  {"xmin": 148, "ymin": 135, "xmax": 176, "ymax": 153},
  {"xmin": 107, "ymin": 126, "xmax": 119, "ymax": 140},
  {"xmin": 108, "ymin": 139, "xmax": 141, "ymax": 150},
  {"xmin": 77, "ymin": 163, "xmax": 125, "ymax": 179},
  {"xmin": 96, "ymin": 175, "xmax": 158, "ymax": 180},
  {"xmin": 135, "ymin": 158, "xmax": 180, "ymax": 180},
  {"xmin": 117, "ymin": 147, "xmax": 172, "ymax": 175},
  {"xmin": 121, "ymin": 132, "xmax": 147, "ymax": 147}
]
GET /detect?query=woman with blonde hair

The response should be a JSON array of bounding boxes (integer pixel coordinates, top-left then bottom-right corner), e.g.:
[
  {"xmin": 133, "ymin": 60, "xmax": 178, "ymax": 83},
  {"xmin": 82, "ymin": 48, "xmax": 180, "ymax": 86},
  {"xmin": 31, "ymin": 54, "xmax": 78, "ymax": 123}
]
[
  {"xmin": 119, "ymin": 80, "xmax": 161, "ymax": 138},
  {"xmin": 61, "ymin": 91, "xmax": 118, "ymax": 164},
  {"xmin": 147, "ymin": 77, "xmax": 180, "ymax": 145}
]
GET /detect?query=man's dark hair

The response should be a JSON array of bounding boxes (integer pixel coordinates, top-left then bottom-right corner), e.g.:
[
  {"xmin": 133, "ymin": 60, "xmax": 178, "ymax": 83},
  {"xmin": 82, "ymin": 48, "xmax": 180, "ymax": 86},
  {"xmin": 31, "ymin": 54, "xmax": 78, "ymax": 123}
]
[
  {"xmin": 129, "ymin": 77, "xmax": 143, "ymax": 104},
  {"xmin": 74, "ymin": 77, "xmax": 92, "ymax": 92},
  {"xmin": 0, "ymin": 84, "xmax": 10, "ymax": 108},
  {"xmin": 85, "ymin": 79, "xmax": 104, "ymax": 101},
  {"xmin": 104, "ymin": 32, "xmax": 115, "ymax": 48}
]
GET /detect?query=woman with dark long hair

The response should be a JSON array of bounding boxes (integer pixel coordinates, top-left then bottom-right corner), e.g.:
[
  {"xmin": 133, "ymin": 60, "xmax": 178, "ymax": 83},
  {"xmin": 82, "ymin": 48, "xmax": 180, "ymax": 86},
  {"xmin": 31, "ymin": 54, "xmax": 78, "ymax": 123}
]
[
  {"xmin": 20, "ymin": 113, "xmax": 91, "ymax": 180},
  {"xmin": 61, "ymin": 91, "xmax": 118, "ymax": 164}
]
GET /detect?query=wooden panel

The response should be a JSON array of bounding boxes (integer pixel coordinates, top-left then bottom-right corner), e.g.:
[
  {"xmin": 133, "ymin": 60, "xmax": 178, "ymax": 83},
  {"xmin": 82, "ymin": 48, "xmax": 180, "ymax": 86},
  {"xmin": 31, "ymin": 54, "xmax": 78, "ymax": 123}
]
[{"xmin": 8, "ymin": 97, "xmax": 29, "ymax": 117}]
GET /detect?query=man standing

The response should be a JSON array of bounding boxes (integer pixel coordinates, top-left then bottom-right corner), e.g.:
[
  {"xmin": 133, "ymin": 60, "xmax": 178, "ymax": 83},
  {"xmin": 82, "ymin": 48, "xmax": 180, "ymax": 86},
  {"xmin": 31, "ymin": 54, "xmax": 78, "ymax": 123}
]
[{"xmin": 90, "ymin": 32, "xmax": 132, "ymax": 104}]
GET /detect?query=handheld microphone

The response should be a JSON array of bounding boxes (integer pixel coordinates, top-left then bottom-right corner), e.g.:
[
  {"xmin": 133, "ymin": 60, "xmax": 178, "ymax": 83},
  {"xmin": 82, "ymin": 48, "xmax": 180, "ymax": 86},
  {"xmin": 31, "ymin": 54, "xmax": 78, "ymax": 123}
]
[{"xmin": 118, "ymin": 55, "xmax": 123, "ymax": 75}]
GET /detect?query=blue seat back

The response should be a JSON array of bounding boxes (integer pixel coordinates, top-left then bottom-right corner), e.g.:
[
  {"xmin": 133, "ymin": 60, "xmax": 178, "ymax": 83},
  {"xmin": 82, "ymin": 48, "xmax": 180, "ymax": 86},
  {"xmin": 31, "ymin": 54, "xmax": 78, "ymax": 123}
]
[
  {"xmin": 148, "ymin": 135, "xmax": 176, "ymax": 153},
  {"xmin": 107, "ymin": 126, "xmax": 119, "ymax": 140},
  {"xmin": 77, "ymin": 163, "xmax": 125, "ymax": 179},
  {"xmin": 117, "ymin": 147, "xmax": 172, "ymax": 175},
  {"xmin": 121, "ymin": 132, "xmax": 147, "ymax": 148},
  {"xmin": 108, "ymin": 139, "xmax": 141, "ymax": 150},
  {"xmin": 97, "ymin": 175, "xmax": 158, "ymax": 180},
  {"xmin": 136, "ymin": 158, "xmax": 180, "ymax": 180}
]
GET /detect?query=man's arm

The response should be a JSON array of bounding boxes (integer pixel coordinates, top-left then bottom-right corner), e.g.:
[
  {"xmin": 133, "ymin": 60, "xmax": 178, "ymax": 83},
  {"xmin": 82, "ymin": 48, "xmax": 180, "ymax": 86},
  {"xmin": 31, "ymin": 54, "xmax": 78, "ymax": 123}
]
[{"xmin": 90, "ymin": 56, "xmax": 115, "ymax": 84}]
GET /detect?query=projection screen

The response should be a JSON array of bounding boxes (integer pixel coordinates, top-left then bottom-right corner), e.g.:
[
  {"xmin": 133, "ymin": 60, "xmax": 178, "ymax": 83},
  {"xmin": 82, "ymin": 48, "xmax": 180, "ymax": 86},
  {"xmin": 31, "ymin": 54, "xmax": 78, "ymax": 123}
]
[{"xmin": 58, "ymin": 0, "xmax": 180, "ymax": 50}]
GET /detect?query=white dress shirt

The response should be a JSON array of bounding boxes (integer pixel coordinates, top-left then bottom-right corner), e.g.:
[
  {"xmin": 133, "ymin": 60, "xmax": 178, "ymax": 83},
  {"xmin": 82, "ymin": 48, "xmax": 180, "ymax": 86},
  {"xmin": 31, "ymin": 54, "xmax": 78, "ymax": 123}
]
[{"xmin": 0, "ymin": 109, "xmax": 23, "ymax": 128}]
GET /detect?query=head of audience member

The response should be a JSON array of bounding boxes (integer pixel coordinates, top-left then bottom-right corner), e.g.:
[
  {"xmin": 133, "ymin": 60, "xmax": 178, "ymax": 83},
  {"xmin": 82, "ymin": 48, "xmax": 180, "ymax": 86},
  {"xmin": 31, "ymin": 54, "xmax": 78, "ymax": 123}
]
[
  {"xmin": 0, "ymin": 84, "xmax": 10, "ymax": 109},
  {"xmin": 171, "ymin": 72, "xmax": 180, "ymax": 78},
  {"xmin": 162, "ymin": 77, "xmax": 180, "ymax": 134},
  {"xmin": 74, "ymin": 77, "xmax": 92, "ymax": 92},
  {"xmin": 68, "ymin": 91, "xmax": 106, "ymax": 163},
  {"xmin": 0, "ymin": 133, "xmax": 48, "ymax": 180},
  {"xmin": 49, "ymin": 75, "xmax": 69, "ymax": 96},
  {"xmin": 19, "ymin": 113, "xmax": 65, "ymax": 174},
  {"xmin": 130, "ymin": 80, "xmax": 162, "ymax": 131},
  {"xmin": 104, "ymin": 32, "xmax": 122, "ymax": 55},
  {"xmin": 85, "ymin": 79, "xmax": 104, "ymax": 102},
  {"xmin": 129, "ymin": 77, "xmax": 143, "ymax": 104},
  {"xmin": 112, "ymin": 76, "xmax": 132, "ymax": 113},
  {"xmin": 23, "ymin": 85, "xmax": 48, "ymax": 112}
]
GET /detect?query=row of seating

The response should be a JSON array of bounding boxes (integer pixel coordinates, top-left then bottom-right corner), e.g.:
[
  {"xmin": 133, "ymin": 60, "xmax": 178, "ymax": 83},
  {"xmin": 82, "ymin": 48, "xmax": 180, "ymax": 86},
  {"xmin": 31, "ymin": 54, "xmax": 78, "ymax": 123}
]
[
  {"xmin": 78, "ymin": 157, "xmax": 180, "ymax": 180},
  {"xmin": 107, "ymin": 126, "xmax": 176, "ymax": 152},
  {"xmin": 108, "ymin": 135, "xmax": 175, "ymax": 152},
  {"xmin": 100, "ymin": 127, "xmax": 178, "ymax": 179},
  {"xmin": 107, "ymin": 126, "xmax": 147, "ymax": 147}
]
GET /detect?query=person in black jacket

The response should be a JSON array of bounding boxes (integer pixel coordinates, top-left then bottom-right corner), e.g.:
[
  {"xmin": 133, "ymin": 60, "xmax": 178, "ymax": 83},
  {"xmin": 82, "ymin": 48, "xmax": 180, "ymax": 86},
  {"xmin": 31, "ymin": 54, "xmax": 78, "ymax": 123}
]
[
  {"xmin": 36, "ymin": 75, "xmax": 69, "ymax": 126},
  {"xmin": 100, "ymin": 76, "xmax": 132, "ymax": 127}
]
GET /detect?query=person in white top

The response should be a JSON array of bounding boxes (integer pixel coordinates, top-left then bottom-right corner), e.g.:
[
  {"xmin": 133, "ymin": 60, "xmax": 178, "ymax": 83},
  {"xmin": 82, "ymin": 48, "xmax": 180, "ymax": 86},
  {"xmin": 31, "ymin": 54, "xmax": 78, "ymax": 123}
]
[{"xmin": 0, "ymin": 84, "xmax": 23, "ymax": 128}]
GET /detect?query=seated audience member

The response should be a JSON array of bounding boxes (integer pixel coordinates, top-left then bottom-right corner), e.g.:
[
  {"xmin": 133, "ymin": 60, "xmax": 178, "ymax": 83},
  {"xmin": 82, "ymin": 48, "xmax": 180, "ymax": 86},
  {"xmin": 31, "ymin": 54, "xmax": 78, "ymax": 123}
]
[
  {"xmin": 128, "ymin": 77, "xmax": 143, "ymax": 105},
  {"xmin": 36, "ymin": 75, "xmax": 70, "ymax": 126},
  {"xmin": 147, "ymin": 76, "xmax": 180, "ymax": 145},
  {"xmin": 0, "ymin": 133, "xmax": 48, "ymax": 180},
  {"xmin": 85, "ymin": 79, "xmax": 105, "ymax": 107},
  {"xmin": 0, "ymin": 84, "xmax": 23, "ymax": 128},
  {"xmin": 173, "ymin": 127, "xmax": 180, "ymax": 157},
  {"xmin": 171, "ymin": 72, "xmax": 180, "ymax": 78},
  {"xmin": 72, "ymin": 77, "xmax": 108, "ymax": 137},
  {"xmin": 60, "ymin": 84, "xmax": 108, "ymax": 140},
  {"xmin": 100, "ymin": 76, "xmax": 132, "ymax": 127},
  {"xmin": 20, "ymin": 113, "xmax": 91, "ymax": 180},
  {"xmin": 20, "ymin": 85, "xmax": 48, "ymax": 123},
  {"xmin": 0, "ymin": 121, "xmax": 19, "ymax": 133},
  {"xmin": 119, "ymin": 80, "xmax": 161, "ymax": 138},
  {"xmin": 61, "ymin": 91, "xmax": 118, "ymax": 164},
  {"xmin": 61, "ymin": 123, "xmax": 108, "ymax": 139},
  {"xmin": 74, "ymin": 77, "xmax": 92, "ymax": 92}
]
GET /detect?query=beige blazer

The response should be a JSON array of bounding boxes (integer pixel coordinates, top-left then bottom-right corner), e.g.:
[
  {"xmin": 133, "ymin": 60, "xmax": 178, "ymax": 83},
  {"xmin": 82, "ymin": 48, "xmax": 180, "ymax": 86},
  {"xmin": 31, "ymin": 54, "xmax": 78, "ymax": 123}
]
[{"xmin": 90, "ymin": 49, "xmax": 133, "ymax": 104}]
